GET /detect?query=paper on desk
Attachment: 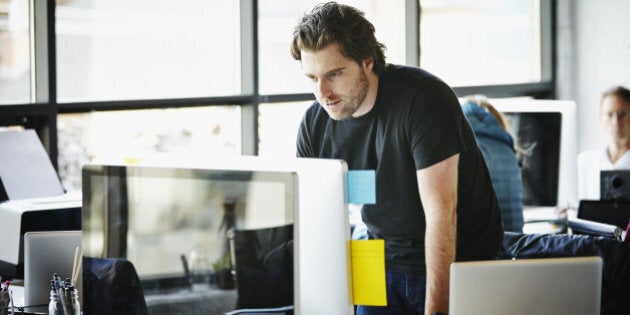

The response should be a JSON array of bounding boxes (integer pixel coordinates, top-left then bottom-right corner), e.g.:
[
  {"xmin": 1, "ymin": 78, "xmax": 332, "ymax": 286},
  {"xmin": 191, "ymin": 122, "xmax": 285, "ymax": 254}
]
[{"xmin": 351, "ymin": 239, "xmax": 387, "ymax": 306}]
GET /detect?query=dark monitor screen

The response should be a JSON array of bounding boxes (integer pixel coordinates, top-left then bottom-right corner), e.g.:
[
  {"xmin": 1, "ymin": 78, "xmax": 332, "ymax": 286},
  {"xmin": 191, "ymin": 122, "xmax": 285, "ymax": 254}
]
[
  {"xmin": 502, "ymin": 112, "xmax": 562, "ymax": 206},
  {"xmin": 82, "ymin": 164, "xmax": 298, "ymax": 312},
  {"xmin": 489, "ymin": 99, "xmax": 578, "ymax": 208},
  {"xmin": 578, "ymin": 199, "xmax": 630, "ymax": 229}
]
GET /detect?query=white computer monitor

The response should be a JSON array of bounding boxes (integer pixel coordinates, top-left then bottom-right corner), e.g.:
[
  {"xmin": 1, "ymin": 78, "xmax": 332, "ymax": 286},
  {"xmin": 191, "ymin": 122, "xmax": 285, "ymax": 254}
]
[
  {"xmin": 179, "ymin": 156, "xmax": 354, "ymax": 315},
  {"xmin": 82, "ymin": 156, "xmax": 353, "ymax": 315},
  {"xmin": 489, "ymin": 99, "xmax": 579, "ymax": 209}
]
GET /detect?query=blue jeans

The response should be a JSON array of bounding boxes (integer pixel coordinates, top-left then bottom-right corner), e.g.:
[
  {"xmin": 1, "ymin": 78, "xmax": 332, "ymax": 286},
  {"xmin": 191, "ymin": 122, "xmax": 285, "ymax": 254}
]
[{"xmin": 356, "ymin": 270, "xmax": 426, "ymax": 315}]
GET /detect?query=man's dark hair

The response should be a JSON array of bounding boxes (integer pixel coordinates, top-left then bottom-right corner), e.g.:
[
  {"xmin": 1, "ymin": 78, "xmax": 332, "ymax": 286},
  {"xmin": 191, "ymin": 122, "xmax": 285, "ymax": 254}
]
[
  {"xmin": 601, "ymin": 85, "xmax": 630, "ymax": 105},
  {"xmin": 290, "ymin": 2, "xmax": 387, "ymax": 74}
]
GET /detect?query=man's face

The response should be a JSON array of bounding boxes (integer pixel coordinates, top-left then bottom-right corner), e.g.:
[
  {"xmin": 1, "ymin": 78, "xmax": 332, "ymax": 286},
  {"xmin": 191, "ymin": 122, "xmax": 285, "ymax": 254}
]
[
  {"xmin": 601, "ymin": 95, "xmax": 630, "ymax": 144},
  {"xmin": 300, "ymin": 42, "xmax": 372, "ymax": 120}
]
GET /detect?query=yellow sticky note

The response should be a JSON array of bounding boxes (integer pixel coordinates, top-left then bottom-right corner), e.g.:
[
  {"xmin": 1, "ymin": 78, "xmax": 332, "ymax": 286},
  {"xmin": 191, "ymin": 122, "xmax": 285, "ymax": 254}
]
[{"xmin": 351, "ymin": 239, "xmax": 387, "ymax": 306}]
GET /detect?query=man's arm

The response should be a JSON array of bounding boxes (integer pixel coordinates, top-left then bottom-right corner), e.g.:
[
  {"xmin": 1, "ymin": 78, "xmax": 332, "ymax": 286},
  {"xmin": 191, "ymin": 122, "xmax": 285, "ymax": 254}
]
[{"xmin": 417, "ymin": 154, "xmax": 459, "ymax": 315}]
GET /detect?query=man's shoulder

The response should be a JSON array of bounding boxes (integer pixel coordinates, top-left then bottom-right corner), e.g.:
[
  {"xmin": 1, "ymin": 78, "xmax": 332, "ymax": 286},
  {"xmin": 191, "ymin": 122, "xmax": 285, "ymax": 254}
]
[
  {"xmin": 383, "ymin": 64, "xmax": 445, "ymax": 85},
  {"xmin": 381, "ymin": 64, "xmax": 455, "ymax": 100},
  {"xmin": 379, "ymin": 64, "xmax": 458, "ymax": 113}
]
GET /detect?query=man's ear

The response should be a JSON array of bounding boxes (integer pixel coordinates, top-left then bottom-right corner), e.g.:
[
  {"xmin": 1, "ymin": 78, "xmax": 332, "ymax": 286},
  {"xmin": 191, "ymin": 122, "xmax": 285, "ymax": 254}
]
[{"xmin": 363, "ymin": 57, "xmax": 374, "ymax": 73}]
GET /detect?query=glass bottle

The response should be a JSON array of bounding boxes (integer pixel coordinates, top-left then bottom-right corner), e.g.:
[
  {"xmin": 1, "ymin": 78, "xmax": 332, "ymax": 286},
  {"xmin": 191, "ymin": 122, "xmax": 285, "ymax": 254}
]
[
  {"xmin": 48, "ymin": 290, "xmax": 61, "ymax": 315},
  {"xmin": 66, "ymin": 287, "xmax": 81, "ymax": 315}
]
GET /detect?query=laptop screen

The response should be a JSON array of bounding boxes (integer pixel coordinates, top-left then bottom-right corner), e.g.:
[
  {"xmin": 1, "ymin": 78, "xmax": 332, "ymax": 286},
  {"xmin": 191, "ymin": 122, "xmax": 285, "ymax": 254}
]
[{"xmin": 24, "ymin": 230, "xmax": 82, "ymax": 308}]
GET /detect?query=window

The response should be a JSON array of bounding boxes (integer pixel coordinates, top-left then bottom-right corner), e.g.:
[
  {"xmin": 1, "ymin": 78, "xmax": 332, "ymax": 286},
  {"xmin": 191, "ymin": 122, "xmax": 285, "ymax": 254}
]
[
  {"xmin": 258, "ymin": 101, "xmax": 312, "ymax": 157},
  {"xmin": 55, "ymin": 0, "xmax": 241, "ymax": 102},
  {"xmin": 0, "ymin": 0, "xmax": 556, "ymax": 194},
  {"xmin": 0, "ymin": 0, "xmax": 30, "ymax": 104},
  {"xmin": 57, "ymin": 106, "xmax": 241, "ymax": 191},
  {"xmin": 420, "ymin": 0, "xmax": 545, "ymax": 87}
]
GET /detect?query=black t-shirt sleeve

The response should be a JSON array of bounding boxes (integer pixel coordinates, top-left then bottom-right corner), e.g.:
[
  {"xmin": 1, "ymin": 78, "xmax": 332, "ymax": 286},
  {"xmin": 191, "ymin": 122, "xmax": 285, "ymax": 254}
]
[{"xmin": 408, "ymin": 81, "xmax": 467, "ymax": 170}]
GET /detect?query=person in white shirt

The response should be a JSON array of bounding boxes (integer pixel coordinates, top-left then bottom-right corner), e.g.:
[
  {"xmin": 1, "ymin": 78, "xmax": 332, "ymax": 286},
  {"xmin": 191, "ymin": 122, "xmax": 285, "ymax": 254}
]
[{"xmin": 578, "ymin": 86, "xmax": 630, "ymax": 200}]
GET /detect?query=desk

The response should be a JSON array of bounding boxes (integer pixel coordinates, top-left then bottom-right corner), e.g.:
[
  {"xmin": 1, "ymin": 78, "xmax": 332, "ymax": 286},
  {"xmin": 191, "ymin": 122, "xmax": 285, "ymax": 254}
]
[
  {"xmin": 522, "ymin": 206, "xmax": 576, "ymax": 234},
  {"xmin": 144, "ymin": 288, "xmax": 237, "ymax": 315},
  {"xmin": 10, "ymin": 281, "xmax": 238, "ymax": 315},
  {"xmin": 2, "ymin": 281, "xmax": 48, "ymax": 314}
]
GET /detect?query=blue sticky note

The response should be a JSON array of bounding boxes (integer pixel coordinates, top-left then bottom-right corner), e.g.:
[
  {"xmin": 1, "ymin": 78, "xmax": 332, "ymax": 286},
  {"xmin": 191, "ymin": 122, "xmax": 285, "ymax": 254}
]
[{"xmin": 348, "ymin": 170, "xmax": 376, "ymax": 204}]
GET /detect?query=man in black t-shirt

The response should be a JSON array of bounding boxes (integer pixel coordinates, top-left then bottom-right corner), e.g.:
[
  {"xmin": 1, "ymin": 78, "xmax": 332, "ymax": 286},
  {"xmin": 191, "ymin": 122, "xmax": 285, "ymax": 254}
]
[{"xmin": 290, "ymin": 3, "xmax": 503, "ymax": 315}]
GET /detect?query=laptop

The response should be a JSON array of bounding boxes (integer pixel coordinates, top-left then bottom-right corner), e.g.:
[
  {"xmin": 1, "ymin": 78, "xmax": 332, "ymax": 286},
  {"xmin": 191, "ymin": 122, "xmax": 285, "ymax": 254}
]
[
  {"xmin": 24, "ymin": 230, "xmax": 82, "ymax": 308},
  {"xmin": 449, "ymin": 256, "xmax": 602, "ymax": 315}
]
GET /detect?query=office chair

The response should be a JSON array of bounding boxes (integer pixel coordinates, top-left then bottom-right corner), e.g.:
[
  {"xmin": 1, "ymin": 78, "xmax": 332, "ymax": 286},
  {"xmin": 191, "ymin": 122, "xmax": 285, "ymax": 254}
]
[{"xmin": 82, "ymin": 257, "xmax": 148, "ymax": 315}]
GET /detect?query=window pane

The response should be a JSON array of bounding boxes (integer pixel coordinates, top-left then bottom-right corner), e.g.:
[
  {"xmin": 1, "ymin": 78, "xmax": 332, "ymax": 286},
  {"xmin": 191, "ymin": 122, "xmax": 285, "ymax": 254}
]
[
  {"xmin": 57, "ymin": 106, "xmax": 241, "ymax": 192},
  {"xmin": 258, "ymin": 0, "xmax": 407, "ymax": 95},
  {"xmin": 0, "ymin": 0, "xmax": 30, "ymax": 104},
  {"xmin": 420, "ymin": 0, "xmax": 542, "ymax": 86},
  {"xmin": 55, "ymin": 0, "xmax": 240, "ymax": 102},
  {"xmin": 258, "ymin": 101, "xmax": 313, "ymax": 157}
]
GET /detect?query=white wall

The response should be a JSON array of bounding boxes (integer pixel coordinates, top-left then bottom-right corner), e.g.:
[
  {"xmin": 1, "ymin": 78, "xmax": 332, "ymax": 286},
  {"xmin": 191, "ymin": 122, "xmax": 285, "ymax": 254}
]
[{"xmin": 557, "ymin": 0, "xmax": 630, "ymax": 153}]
